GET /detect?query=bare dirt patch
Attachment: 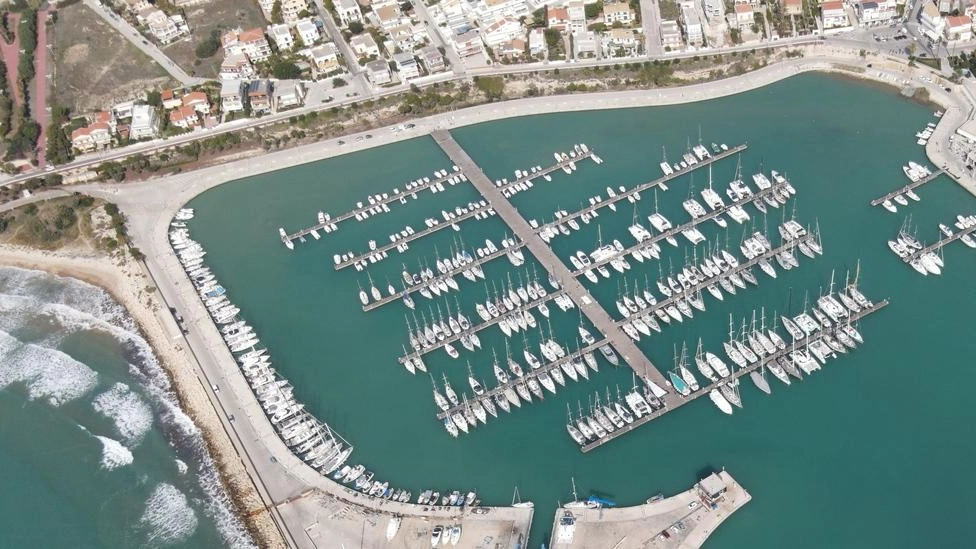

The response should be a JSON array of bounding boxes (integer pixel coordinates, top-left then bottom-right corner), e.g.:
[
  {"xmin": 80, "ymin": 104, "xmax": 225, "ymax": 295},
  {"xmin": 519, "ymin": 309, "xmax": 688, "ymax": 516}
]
[{"xmin": 51, "ymin": 3, "xmax": 175, "ymax": 114}]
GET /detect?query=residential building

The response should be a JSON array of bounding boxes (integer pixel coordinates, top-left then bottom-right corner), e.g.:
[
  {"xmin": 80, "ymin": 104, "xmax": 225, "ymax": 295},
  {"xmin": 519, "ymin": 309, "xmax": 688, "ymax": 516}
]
[
  {"xmin": 475, "ymin": 0, "xmax": 530, "ymax": 21},
  {"xmin": 169, "ymin": 105, "xmax": 200, "ymax": 129},
  {"xmin": 821, "ymin": 1, "xmax": 849, "ymax": 29},
  {"xmin": 274, "ymin": 80, "xmax": 306, "ymax": 111},
  {"xmin": 482, "ymin": 17, "xmax": 523, "ymax": 47},
  {"xmin": 337, "ymin": 0, "xmax": 364, "ymax": 25},
  {"xmin": 453, "ymin": 28, "xmax": 483, "ymax": 57},
  {"xmin": 310, "ymin": 43, "xmax": 340, "ymax": 71},
  {"xmin": 567, "ymin": 0, "xmax": 586, "ymax": 34},
  {"xmin": 573, "ymin": 31, "xmax": 598, "ymax": 55},
  {"xmin": 258, "ymin": 0, "xmax": 308, "ymax": 25},
  {"xmin": 495, "ymin": 38, "xmax": 526, "ymax": 58},
  {"xmin": 528, "ymin": 27, "xmax": 547, "ymax": 55},
  {"xmin": 220, "ymin": 53, "xmax": 256, "ymax": 80},
  {"xmin": 296, "ymin": 18, "xmax": 321, "ymax": 46},
  {"xmin": 375, "ymin": 4, "xmax": 405, "ymax": 30},
  {"xmin": 682, "ymin": 7, "xmax": 703, "ymax": 45},
  {"xmin": 858, "ymin": 1, "xmax": 896, "ymax": 24},
  {"xmin": 782, "ymin": 0, "xmax": 802, "ymax": 16},
  {"xmin": 268, "ymin": 23, "xmax": 294, "ymax": 50},
  {"xmin": 387, "ymin": 24, "xmax": 419, "ymax": 50},
  {"xmin": 603, "ymin": 2, "xmax": 635, "ymax": 25},
  {"xmin": 182, "ymin": 91, "xmax": 211, "ymax": 114},
  {"xmin": 548, "ymin": 6, "xmax": 569, "ymax": 30},
  {"xmin": 660, "ymin": 19, "xmax": 682, "ymax": 49},
  {"xmin": 605, "ymin": 27, "xmax": 639, "ymax": 55},
  {"xmin": 129, "ymin": 105, "xmax": 159, "ymax": 139},
  {"xmin": 160, "ymin": 88, "xmax": 182, "ymax": 110},
  {"xmin": 222, "ymin": 28, "xmax": 272, "ymax": 61},
  {"xmin": 733, "ymin": 4, "xmax": 753, "ymax": 31},
  {"xmin": 702, "ymin": 0, "xmax": 725, "ymax": 19},
  {"xmin": 419, "ymin": 45, "xmax": 446, "ymax": 73},
  {"xmin": 393, "ymin": 52, "xmax": 421, "ymax": 80},
  {"xmin": 945, "ymin": 14, "xmax": 973, "ymax": 41},
  {"xmin": 220, "ymin": 80, "xmax": 247, "ymax": 113},
  {"xmin": 70, "ymin": 111, "xmax": 116, "ymax": 152},
  {"xmin": 247, "ymin": 80, "xmax": 274, "ymax": 113},
  {"xmin": 350, "ymin": 33, "xmax": 381, "ymax": 58},
  {"xmin": 919, "ymin": 1, "xmax": 945, "ymax": 40},
  {"xmin": 365, "ymin": 59, "xmax": 393, "ymax": 84},
  {"xmin": 113, "ymin": 101, "xmax": 135, "ymax": 120},
  {"xmin": 146, "ymin": 8, "xmax": 186, "ymax": 44},
  {"xmin": 116, "ymin": 0, "xmax": 150, "ymax": 14}
]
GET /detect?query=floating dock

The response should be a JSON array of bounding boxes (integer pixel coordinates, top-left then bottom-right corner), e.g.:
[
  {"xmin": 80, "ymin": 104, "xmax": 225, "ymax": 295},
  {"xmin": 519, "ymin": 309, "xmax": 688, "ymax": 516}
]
[
  {"xmin": 433, "ymin": 339, "xmax": 609, "ymax": 421},
  {"xmin": 570, "ymin": 184, "xmax": 790, "ymax": 277},
  {"xmin": 397, "ymin": 289, "xmax": 568, "ymax": 362},
  {"xmin": 870, "ymin": 169, "xmax": 943, "ymax": 207},
  {"xmin": 432, "ymin": 130, "xmax": 672, "ymax": 392},
  {"xmin": 535, "ymin": 144, "xmax": 748, "ymax": 235},
  {"xmin": 495, "ymin": 149, "xmax": 597, "ymax": 194},
  {"xmin": 905, "ymin": 221, "xmax": 976, "ymax": 261},
  {"xmin": 549, "ymin": 471, "xmax": 750, "ymax": 549},
  {"xmin": 362, "ymin": 241, "xmax": 526, "ymax": 312},
  {"xmin": 581, "ymin": 297, "xmax": 889, "ymax": 452},
  {"xmin": 612, "ymin": 235, "xmax": 819, "ymax": 326},
  {"xmin": 283, "ymin": 168, "xmax": 465, "ymax": 244},
  {"xmin": 334, "ymin": 201, "xmax": 495, "ymax": 270}
]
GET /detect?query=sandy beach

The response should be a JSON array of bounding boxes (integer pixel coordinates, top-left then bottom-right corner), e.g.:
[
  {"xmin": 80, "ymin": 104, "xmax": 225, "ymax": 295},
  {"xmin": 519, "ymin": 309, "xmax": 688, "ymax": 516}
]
[{"xmin": 0, "ymin": 243, "xmax": 286, "ymax": 549}]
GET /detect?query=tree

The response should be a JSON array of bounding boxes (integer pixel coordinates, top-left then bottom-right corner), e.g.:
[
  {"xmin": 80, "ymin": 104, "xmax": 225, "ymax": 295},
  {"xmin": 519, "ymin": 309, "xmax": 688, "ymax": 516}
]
[
  {"xmin": 195, "ymin": 31, "xmax": 221, "ymax": 58},
  {"xmin": 332, "ymin": 77, "xmax": 347, "ymax": 87},
  {"xmin": 271, "ymin": 0, "xmax": 283, "ymax": 24},
  {"xmin": 473, "ymin": 76, "xmax": 505, "ymax": 100},
  {"xmin": 584, "ymin": 0, "xmax": 603, "ymax": 19},
  {"xmin": 46, "ymin": 121, "xmax": 73, "ymax": 165},
  {"xmin": 146, "ymin": 90, "xmax": 162, "ymax": 107},
  {"xmin": 544, "ymin": 28, "xmax": 562, "ymax": 49},
  {"xmin": 271, "ymin": 58, "xmax": 301, "ymax": 79},
  {"xmin": 348, "ymin": 21, "xmax": 364, "ymax": 34}
]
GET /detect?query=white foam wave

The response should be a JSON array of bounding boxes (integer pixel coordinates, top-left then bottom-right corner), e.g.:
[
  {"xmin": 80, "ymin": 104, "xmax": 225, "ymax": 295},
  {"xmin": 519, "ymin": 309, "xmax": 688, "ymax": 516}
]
[
  {"xmin": 96, "ymin": 435, "xmax": 134, "ymax": 470},
  {"xmin": 138, "ymin": 483, "xmax": 199, "ymax": 547},
  {"xmin": 175, "ymin": 459, "xmax": 188, "ymax": 475},
  {"xmin": 0, "ymin": 330, "xmax": 98, "ymax": 406},
  {"xmin": 93, "ymin": 383, "xmax": 154, "ymax": 446}
]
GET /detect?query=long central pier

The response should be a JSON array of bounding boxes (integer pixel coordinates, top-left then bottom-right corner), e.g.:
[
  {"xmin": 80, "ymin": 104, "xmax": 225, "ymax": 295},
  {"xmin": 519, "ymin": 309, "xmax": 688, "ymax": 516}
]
[
  {"xmin": 906, "ymin": 221, "xmax": 976, "ymax": 261},
  {"xmin": 870, "ymin": 169, "xmax": 943, "ymax": 207},
  {"xmin": 535, "ymin": 143, "xmax": 748, "ymax": 235},
  {"xmin": 581, "ymin": 297, "xmax": 890, "ymax": 452},
  {"xmin": 432, "ymin": 130, "xmax": 671, "ymax": 391}
]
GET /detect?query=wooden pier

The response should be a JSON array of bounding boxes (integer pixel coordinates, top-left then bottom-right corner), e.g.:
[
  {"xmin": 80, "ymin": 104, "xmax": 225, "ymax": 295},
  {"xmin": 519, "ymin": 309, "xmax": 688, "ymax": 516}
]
[
  {"xmin": 495, "ymin": 149, "xmax": 596, "ymax": 194},
  {"xmin": 612, "ymin": 235, "xmax": 819, "ymax": 326},
  {"xmin": 334, "ymin": 201, "xmax": 495, "ymax": 270},
  {"xmin": 397, "ymin": 290, "xmax": 568, "ymax": 362},
  {"xmin": 433, "ymin": 339, "xmax": 609, "ymax": 421},
  {"xmin": 569, "ymin": 184, "xmax": 791, "ymax": 277},
  {"xmin": 282, "ymin": 167, "xmax": 466, "ymax": 243},
  {"xmin": 361, "ymin": 241, "xmax": 526, "ymax": 312},
  {"xmin": 581, "ymin": 297, "xmax": 890, "ymax": 452},
  {"xmin": 432, "ymin": 129, "xmax": 672, "ymax": 392},
  {"xmin": 535, "ymin": 144, "xmax": 748, "ymax": 235},
  {"xmin": 870, "ymin": 169, "xmax": 943, "ymax": 207},
  {"xmin": 906, "ymin": 221, "xmax": 976, "ymax": 261}
]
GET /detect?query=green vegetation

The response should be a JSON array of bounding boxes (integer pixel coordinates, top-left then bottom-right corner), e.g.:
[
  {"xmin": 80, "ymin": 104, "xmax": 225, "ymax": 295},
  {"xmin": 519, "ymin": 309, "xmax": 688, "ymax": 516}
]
[
  {"xmin": 271, "ymin": 0, "xmax": 283, "ymax": 24},
  {"xmin": 45, "ymin": 105, "xmax": 74, "ymax": 165},
  {"xmin": 659, "ymin": 0, "xmax": 680, "ymax": 19},
  {"xmin": 332, "ymin": 77, "xmax": 347, "ymax": 87},
  {"xmin": 473, "ymin": 76, "xmax": 505, "ymax": 101},
  {"xmin": 0, "ymin": 57, "xmax": 11, "ymax": 137},
  {"xmin": 270, "ymin": 57, "xmax": 301, "ymax": 79},
  {"xmin": 950, "ymin": 52, "xmax": 976, "ymax": 75},
  {"xmin": 0, "ymin": 194, "xmax": 98, "ymax": 250},
  {"xmin": 348, "ymin": 21, "xmax": 364, "ymax": 34},
  {"xmin": 195, "ymin": 30, "xmax": 222, "ymax": 59},
  {"xmin": 584, "ymin": 0, "xmax": 603, "ymax": 19}
]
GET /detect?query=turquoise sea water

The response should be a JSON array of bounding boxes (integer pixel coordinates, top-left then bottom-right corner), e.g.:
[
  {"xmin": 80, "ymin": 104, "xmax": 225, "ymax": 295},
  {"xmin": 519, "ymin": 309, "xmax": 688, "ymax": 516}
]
[
  {"xmin": 0, "ymin": 267, "xmax": 253, "ymax": 548},
  {"xmin": 185, "ymin": 73, "xmax": 976, "ymax": 547}
]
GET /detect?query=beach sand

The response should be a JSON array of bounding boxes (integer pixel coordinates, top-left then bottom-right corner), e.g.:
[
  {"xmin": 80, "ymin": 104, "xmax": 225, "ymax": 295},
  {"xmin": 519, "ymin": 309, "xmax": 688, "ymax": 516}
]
[{"xmin": 0, "ymin": 243, "xmax": 285, "ymax": 549}]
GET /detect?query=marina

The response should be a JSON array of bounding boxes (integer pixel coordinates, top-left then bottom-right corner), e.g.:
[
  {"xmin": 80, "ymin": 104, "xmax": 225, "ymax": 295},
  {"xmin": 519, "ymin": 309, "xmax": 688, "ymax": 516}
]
[
  {"xmin": 533, "ymin": 143, "xmax": 748, "ymax": 236},
  {"xmin": 433, "ymin": 130, "xmax": 673, "ymax": 392},
  {"xmin": 580, "ymin": 290, "xmax": 889, "ymax": 453},
  {"xmin": 871, "ymin": 165, "xmax": 942, "ymax": 211},
  {"xmin": 889, "ymin": 214, "xmax": 976, "ymax": 275},
  {"xmin": 495, "ymin": 145, "xmax": 600, "ymax": 195},
  {"xmin": 332, "ymin": 199, "xmax": 496, "ymax": 270}
]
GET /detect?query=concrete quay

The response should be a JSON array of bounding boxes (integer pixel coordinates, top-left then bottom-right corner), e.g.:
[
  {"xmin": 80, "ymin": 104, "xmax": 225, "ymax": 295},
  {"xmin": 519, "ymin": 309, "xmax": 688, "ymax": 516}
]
[
  {"xmin": 432, "ymin": 130, "xmax": 672, "ymax": 394},
  {"xmin": 549, "ymin": 471, "xmax": 750, "ymax": 549}
]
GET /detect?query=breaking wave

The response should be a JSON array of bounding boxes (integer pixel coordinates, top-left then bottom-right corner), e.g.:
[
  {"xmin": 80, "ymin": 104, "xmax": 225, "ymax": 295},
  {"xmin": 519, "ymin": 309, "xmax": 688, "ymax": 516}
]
[
  {"xmin": 138, "ymin": 483, "xmax": 199, "ymax": 547},
  {"xmin": 92, "ymin": 382, "xmax": 154, "ymax": 446},
  {"xmin": 0, "ymin": 266, "xmax": 254, "ymax": 548},
  {"xmin": 96, "ymin": 435, "xmax": 134, "ymax": 470},
  {"xmin": 0, "ymin": 329, "xmax": 98, "ymax": 405}
]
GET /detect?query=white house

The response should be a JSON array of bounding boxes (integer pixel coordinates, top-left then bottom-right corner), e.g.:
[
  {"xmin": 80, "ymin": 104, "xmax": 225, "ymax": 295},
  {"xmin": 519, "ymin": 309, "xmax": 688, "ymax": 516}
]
[
  {"xmin": 682, "ymin": 7, "xmax": 703, "ymax": 45},
  {"xmin": 603, "ymin": 2, "xmax": 635, "ymax": 26},
  {"xmin": 309, "ymin": 43, "xmax": 340, "ymax": 71},
  {"xmin": 365, "ymin": 59, "xmax": 393, "ymax": 85},
  {"xmin": 130, "ymin": 105, "xmax": 159, "ymax": 139},
  {"xmin": 220, "ymin": 52, "xmax": 255, "ymax": 80},
  {"xmin": 273, "ymin": 80, "xmax": 306, "ymax": 111},
  {"xmin": 145, "ymin": 8, "xmax": 186, "ymax": 44},
  {"xmin": 604, "ymin": 27, "xmax": 639, "ymax": 55},
  {"xmin": 268, "ymin": 23, "xmax": 294, "ymax": 50},
  {"xmin": 220, "ymin": 80, "xmax": 246, "ymax": 113},
  {"xmin": 919, "ymin": 1, "xmax": 945, "ymax": 40},
  {"xmin": 419, "ymin": 45, "xmax": 446, "ymax": 73},
  {"xmin": 528, "ymin": 27, "xmax": 547, "ymax": 55},
  {"xmin": 475, "ymin": 0, "xmax": 529, "ymax": 22},
  {"xmin": 944, "ymin": 14, "xmax": 973, "ymax": 42},
  {"xmin": 574, "ymin": 30, "xmax": 598, "ymax": 56},
  {"xmin": 567, "ymin": 0, "xmax": 586, "ymax": 35},
  {"xmin": 702, "ymin": 0, "xmax": 725, "ymax": 19},
  {"xmin": 258, "ymin": 0, "xmax": 308, "ymax": 25},
  {"xmin": 733, "ymin": 4, "xmax": 753, "ymax": 31},
  {"xmin": 350, "ymin": 33, "xmax": 381, "ymax": 58},
  {"xmin": 821, "ymin": 1, "xmax": 850, "ymax": 29},
  {"xmin": 222, "ymin": 28, "xmax": 272, "ymax": 61},
  {"xmin": 481, "ymin": 17, "xmax": 523, "ymax": 47},
  {"xmin": 660, "ymin": 19, "xmax": 682, "ymax": 49},
  {"xmin": 453, "ymin": 28, "xmax": 483, "ymax": 57},
  {"xmin": 296, "ymin": 18, "xmax": 321, "ymax": 46},
  {"xmin": 393, "ymin": 52, "xmax": 421, "ymax": 80},
  {"xmin": 337, "ymin": 0, "xmax": 364, "ymax": 26},
  {"xmin": 858, "ymin": 1, "xmax": 896, "ymax": 25}
]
